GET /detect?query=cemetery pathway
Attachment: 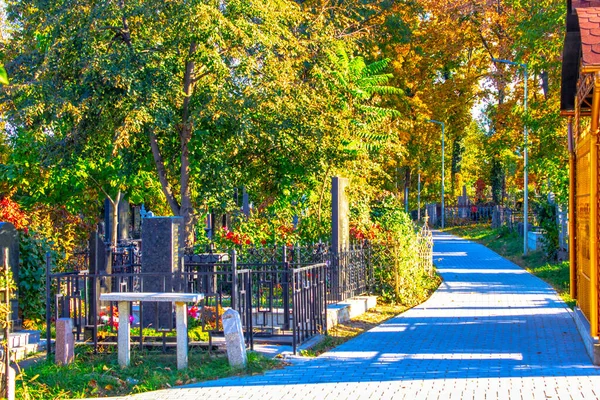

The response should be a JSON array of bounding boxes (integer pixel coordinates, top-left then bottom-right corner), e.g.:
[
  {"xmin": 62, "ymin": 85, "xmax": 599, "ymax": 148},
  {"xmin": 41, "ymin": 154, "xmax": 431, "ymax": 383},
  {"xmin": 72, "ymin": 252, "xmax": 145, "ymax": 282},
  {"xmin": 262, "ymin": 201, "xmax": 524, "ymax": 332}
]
[{"xmin": 108, "ymin": 231, "xmax": 600, "ymax": 400}]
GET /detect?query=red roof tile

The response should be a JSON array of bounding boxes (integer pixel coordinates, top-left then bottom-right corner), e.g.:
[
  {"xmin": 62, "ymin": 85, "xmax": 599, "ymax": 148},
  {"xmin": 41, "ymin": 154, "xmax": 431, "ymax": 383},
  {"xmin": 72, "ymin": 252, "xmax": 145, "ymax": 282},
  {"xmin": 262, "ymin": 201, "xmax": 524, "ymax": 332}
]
[
  {"xmin": 574, "ymin": 1, "xmax": 600, "ymax": 9},
  {"xmin": 577, "ymin": 7, "xmax": 600, "ymax": 66}
]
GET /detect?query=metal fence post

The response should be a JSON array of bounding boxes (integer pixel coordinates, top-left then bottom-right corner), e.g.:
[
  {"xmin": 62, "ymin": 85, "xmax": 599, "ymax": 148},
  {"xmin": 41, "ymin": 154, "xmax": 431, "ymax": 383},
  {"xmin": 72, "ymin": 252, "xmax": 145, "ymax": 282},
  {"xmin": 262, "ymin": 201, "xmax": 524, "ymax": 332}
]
[
  {"xmin": 45, "ymin": 252, "xmax": 52, "ymax": 359},
  {"xmin": 3, "ymin": 249, "xmax": 11, "ymax": 397},
  {"xmin": 231, "ymin": 249, "xmax": 237, "ymax": 310},
  {"xmin": 282, "ymin": 245, "xmax": 290, "ymax": 331}
]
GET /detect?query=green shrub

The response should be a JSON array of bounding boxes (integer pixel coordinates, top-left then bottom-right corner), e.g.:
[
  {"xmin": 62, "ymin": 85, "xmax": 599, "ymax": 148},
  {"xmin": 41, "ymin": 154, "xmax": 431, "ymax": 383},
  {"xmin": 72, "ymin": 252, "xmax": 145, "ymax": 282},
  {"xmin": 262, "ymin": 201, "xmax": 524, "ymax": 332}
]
[
  {"xmin": 533, "ymin": 197, "xmax": 559, "ymax": 261},
  {"xmin": 19, "ymin": 231, "xmax": 52, "ymax": 324},
  {"xmin": 368, "ymin": 194, "xmax": 439, "ymax": 305}
]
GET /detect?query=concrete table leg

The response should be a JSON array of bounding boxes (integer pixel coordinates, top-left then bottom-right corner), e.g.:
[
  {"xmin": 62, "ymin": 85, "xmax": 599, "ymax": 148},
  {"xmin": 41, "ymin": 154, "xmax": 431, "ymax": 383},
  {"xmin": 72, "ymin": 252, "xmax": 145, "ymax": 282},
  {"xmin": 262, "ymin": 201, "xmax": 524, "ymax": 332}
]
[
  {"xmin": 117, "ymin": 301, "xmax": 130, "ymax": 368},
  {"xmin": 175, "ymin": 302, "xmax": 188, "ymax": 370}
]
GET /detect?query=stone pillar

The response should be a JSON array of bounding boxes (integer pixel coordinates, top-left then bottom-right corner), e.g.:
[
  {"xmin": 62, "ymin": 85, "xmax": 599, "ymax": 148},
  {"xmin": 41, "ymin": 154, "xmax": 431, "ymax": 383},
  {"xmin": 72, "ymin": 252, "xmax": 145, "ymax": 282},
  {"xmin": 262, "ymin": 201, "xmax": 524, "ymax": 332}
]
[
  {"xmin": 141, "ymin": 217, "xmax": 184, "ymax": 328},
  {"xmin": 55, "ymin": 318, "xmax": 74, "ymax": 365},
  {"xmin": 222, "ymin": 309, "xmax": 247, "ymax": 368},
  {"xmin": 116, "ymin": 301, "xmax": 130, "ymax": 368},
  {"xmin": 331, "ymin": 177, "xmax": 350, "ymax": 252},
  {"xmin": 0, "ymin": 223, "xmax": 19, "ymax": 330},
  {"xmin": 175, "ymin": 302, "xmax": 188, "ymax": 370}
]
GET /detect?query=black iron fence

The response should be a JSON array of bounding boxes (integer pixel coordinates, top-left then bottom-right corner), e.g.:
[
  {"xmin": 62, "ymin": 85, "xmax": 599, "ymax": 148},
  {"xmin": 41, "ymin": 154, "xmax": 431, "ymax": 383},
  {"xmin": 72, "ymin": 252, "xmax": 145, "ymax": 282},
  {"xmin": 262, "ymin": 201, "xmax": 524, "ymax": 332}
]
[{"xmin": 46, "ymin": 244, "xmax": 371, "ymax": 355}]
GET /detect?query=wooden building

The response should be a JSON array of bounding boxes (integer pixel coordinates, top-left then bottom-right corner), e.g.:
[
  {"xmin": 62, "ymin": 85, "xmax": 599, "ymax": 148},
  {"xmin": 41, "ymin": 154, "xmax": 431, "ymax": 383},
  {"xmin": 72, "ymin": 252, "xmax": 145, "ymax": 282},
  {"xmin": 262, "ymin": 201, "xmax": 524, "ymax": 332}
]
[{"xmin": 561, "ymin": 0, "xmax": 600, "ymax": 364}]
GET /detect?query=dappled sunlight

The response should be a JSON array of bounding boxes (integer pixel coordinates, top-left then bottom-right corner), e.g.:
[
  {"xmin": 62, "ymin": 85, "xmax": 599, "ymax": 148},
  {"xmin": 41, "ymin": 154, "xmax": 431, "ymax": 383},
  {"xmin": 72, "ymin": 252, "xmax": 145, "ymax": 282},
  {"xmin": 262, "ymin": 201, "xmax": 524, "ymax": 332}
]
[{"xmin": 433, "ymin": 251, "xmax": 468, "ymax": 256}]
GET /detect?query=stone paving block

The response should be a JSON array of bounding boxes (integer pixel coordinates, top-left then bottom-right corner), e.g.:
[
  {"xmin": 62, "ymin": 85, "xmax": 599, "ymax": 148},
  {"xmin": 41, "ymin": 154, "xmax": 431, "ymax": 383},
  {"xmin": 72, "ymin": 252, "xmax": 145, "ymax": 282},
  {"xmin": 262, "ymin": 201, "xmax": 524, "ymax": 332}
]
[{"xmin": 97, "ymin": 232, "xmax": 600, "ymax": 400}]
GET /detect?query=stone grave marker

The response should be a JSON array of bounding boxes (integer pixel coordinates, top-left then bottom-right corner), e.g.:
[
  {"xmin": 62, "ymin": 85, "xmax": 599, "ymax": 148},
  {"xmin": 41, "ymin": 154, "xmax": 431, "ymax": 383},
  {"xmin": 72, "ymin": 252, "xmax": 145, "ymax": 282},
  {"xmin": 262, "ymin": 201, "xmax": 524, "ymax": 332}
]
[
  {"xmin": 55, "ymin": 318, "xmax": 74, "ymax": 366},
  {"xmin": 457, "ymin": 185, "xmax": 469, "ymax": 218},
  {"xmin": 0, "ymin": 222, "xmax": 19, "ymax": 329},
  {"xmin": 141, "ymin": 217, "xmax": 184, "ymax": 328},
  {"xmin": 222, "ymin": 309, "xmax": 247, "ymax": 368}
]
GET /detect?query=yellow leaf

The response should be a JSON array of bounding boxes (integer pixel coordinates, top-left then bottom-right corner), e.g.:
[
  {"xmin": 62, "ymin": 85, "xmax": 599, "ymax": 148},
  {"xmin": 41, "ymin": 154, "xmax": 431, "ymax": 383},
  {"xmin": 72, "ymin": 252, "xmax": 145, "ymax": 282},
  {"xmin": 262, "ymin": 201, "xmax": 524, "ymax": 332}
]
[{"xmin": 104, "ymin": 384, "xmax": 114, "ymax": 390}]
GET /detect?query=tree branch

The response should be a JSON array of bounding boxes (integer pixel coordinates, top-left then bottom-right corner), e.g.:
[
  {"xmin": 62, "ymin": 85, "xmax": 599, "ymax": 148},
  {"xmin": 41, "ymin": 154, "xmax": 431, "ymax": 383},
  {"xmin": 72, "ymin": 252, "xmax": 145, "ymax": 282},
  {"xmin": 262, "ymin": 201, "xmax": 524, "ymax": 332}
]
[
  {"xmin": 118, "ymin": 0, "xmax": 133, "ymax": 49},
  {"xmin": 148, "ymin": 130, "xmax": 181, "ymax": 214}
]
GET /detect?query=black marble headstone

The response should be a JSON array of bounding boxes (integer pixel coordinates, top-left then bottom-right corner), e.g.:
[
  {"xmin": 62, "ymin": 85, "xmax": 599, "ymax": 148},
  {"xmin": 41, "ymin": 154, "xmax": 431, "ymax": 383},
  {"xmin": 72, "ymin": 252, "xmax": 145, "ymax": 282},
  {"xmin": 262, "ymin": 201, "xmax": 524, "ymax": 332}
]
[
  {"xmin": 0, "ymin": 222, "xmax": 20, "ymax": 330},
  {"xmin": 141, "ymin": 217, "xmax": 184, "ymax": 329},
  {"xmin": 89, "ymin": 230, "xmax": 107, "ymax": 275}
]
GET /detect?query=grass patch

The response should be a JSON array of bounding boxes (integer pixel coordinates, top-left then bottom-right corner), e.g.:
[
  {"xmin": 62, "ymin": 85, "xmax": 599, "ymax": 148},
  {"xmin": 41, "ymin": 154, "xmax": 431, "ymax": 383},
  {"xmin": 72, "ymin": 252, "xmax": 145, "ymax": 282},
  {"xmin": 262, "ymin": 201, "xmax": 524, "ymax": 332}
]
[
  {"xmin": 16, "ymin": 346, "xmax": 279, "ymax": 399},
  {"xmin": 444, "ymin": 224, "xmax": 575, "ymax": 308}
]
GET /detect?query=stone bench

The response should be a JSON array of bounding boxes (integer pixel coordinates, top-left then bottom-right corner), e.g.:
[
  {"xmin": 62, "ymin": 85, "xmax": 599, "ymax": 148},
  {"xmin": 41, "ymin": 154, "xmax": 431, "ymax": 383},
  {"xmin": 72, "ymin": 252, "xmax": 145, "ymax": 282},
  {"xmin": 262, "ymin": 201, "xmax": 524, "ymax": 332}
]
[{"xmin": 99, "ymin": 292, "xmax": 204, "ymax": 370}]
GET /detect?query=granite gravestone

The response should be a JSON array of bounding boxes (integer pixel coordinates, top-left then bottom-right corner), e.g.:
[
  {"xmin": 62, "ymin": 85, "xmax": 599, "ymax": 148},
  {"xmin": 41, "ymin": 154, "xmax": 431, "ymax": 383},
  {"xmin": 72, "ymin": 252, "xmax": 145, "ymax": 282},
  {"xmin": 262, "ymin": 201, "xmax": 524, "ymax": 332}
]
[
  {"xmin": 55, "ymin": 318, "xmax": 74, "ymax": 365},
  {"xmin": 141, "ymin": 217, "xmax": 184, "ymax": 329},
  {"xmin": 0, "ymin": 222, "xmax": 20, "ymax": 329},
  {"xmin": 331, "ymin": 177, "xmax": 350, "ymax": 253}
]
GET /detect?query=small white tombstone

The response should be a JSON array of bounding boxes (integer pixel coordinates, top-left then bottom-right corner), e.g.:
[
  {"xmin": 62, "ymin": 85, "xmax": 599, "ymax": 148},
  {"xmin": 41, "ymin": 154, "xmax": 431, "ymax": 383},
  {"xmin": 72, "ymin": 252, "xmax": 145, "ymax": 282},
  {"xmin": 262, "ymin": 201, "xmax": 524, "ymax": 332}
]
[{"xmin": 222, "ymin": 309, "xmax": 247, "ymax": 368}]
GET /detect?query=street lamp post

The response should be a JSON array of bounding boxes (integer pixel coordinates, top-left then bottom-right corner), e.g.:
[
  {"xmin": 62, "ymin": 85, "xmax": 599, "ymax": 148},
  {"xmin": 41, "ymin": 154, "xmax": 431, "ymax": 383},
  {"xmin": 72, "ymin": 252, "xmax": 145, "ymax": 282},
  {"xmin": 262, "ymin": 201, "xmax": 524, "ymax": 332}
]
[
  {"xmin": 492, "ymin": 57, "xmax": 528, "ymax": 256},
  {"xmin": 427, "ymin": 119, "xmax": 445, "ymax": 229}
]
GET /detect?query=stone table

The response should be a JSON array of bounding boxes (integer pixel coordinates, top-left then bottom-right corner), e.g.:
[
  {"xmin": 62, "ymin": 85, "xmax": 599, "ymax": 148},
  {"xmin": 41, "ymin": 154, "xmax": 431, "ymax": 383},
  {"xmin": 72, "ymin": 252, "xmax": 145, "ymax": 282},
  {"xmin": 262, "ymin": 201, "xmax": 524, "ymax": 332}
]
[{"xmin": 99, "ymin": 292, "xmax": 204, "ymax": 370}]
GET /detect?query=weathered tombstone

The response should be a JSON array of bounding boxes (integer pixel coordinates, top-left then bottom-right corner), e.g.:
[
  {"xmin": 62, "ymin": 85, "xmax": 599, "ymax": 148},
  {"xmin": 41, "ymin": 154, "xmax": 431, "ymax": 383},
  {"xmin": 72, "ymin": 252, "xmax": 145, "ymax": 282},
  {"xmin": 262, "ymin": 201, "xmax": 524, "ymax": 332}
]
[
  {"xmin": 0, "ymin": 223, "xmax": 19, "ymax": 330},
  {"xmin": 104, "ymin": 197, "xmax": 131, "ymax": 243},
  {"xmin": 331, "ymin": 177, "xmax": 350, "ymax": 252},
  {"xmin": 457, "ymin": 185, "xmax": 469, "ymax": 218},
  {"xmin": 222, "ymin": 309, "xmax": 247, "ymax": 368},
  {"xmin": 141, "ymin": 217, "xmax": 184, "ymax": 328},
  {"xmin": 89, "ymin": 229, "xmax": 107, "ymax": 274},
  {"xmin": 55, "ymin": 318, "xmax": 74, "ymax": 365}
]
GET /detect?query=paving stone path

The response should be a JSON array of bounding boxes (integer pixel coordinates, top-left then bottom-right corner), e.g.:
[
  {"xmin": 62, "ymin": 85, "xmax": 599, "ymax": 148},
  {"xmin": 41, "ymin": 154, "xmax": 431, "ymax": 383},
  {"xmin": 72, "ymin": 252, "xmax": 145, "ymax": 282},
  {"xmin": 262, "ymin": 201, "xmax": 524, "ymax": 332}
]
[{"xmin": 113, "ymin": 232, "xmax": 600, "ymax": 399}]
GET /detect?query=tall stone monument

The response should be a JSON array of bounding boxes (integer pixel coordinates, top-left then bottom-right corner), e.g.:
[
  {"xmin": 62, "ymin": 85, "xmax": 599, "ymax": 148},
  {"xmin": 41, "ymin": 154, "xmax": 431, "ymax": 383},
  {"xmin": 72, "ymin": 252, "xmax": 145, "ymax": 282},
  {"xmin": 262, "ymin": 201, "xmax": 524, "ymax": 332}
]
[
  {"xmin": 141, "ymin": 217, "xmax": 185, "ymax": 328},
  {"xmin": 332, "ymin": 177, "xmax": 350, "ymax": 253},
  {"xmin": 0, "ymin": 222, "xmax": 20, "ymax": 329},
  {"xmin": 457, "ymin": 185, "xmax": 469, "ymax": 218}
]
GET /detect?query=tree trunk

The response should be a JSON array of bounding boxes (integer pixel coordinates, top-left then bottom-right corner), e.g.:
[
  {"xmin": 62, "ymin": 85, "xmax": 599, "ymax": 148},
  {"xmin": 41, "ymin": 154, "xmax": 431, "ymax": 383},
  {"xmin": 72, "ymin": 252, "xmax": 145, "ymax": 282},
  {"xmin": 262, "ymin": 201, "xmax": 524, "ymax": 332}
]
[
  {"xmin": 404, "ymin": 167, "xmax": 410, "ymax": 212},
  {"xmin": 148, "ymin": 130, "xmax": 180, "ymax": 216},
  {"xmin": 179, "ymin": 41, "xmax": 198, "ymax": 248}
]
